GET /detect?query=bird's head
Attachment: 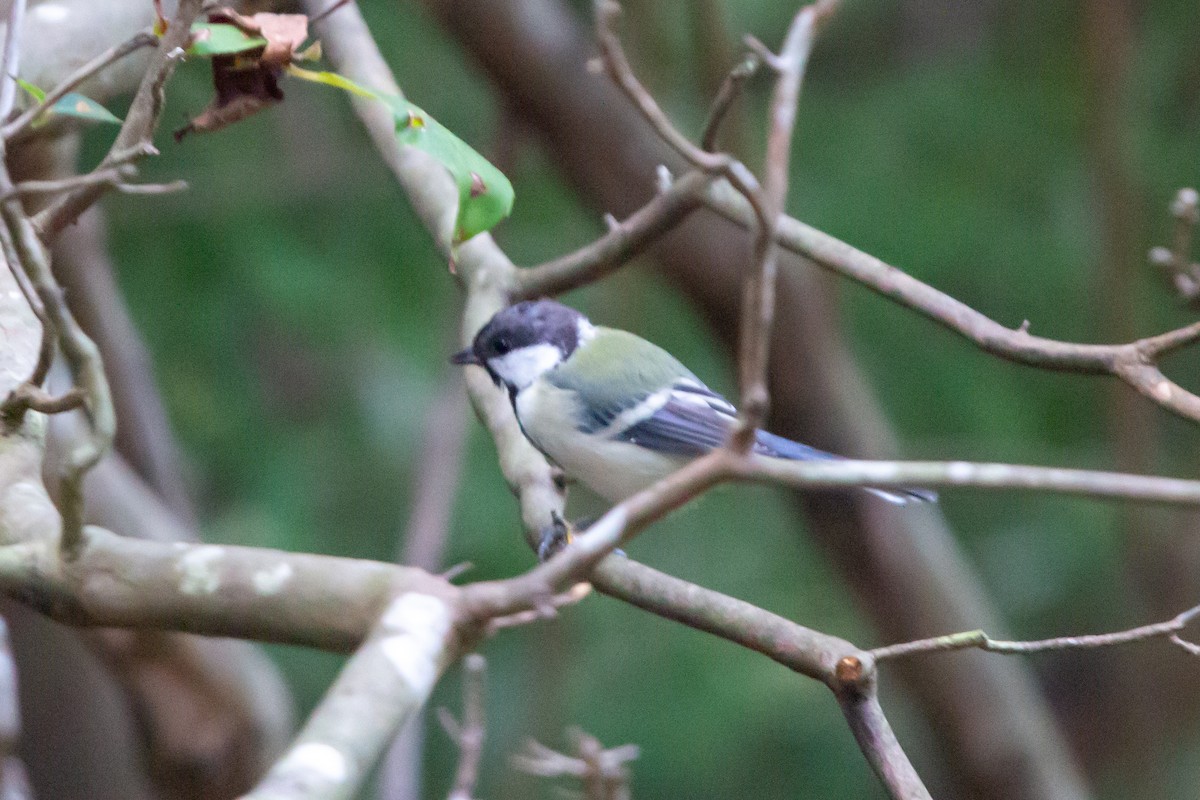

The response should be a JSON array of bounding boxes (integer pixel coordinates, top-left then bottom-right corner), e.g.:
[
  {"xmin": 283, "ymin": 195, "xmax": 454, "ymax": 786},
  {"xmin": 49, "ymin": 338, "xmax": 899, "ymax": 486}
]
[{"xmin": 451, "ymin": 299, "xmax": 593, "ymax": 392}]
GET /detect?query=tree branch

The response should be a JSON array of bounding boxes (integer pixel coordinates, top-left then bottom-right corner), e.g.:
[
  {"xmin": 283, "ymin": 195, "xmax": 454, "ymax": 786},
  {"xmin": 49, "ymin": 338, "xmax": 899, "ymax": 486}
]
[
  {"xmin": 733, "ymin": 0, "xmax": 836, "ymax": 446},
  {"xmin": 440, "ymin": 653, "xmax": 486, "ymax": 800},
  {"xmin": 700, "ymin": 52, "xmax": 759, "ymax": 153},
  {"xmin": 870, "ymin": 603, "xmax": 1200, "ymax": 661},
  {"xmin": 703, "ymin": 177, "xmax": 1200, "ymax": 424},
  {"xmin": 514, "ymin": 169, "xmax": 709, "ymax": 299},
  {"xmin": 241, "ymin": 592, "xmax": 462, "ymax": 800}
]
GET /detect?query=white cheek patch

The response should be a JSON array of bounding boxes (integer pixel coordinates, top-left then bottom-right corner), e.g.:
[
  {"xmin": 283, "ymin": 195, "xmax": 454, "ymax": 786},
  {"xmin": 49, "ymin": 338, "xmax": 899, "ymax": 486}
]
[{"xmin": 488, "ymin": 344, "xmax": 562, "ymax": 390}]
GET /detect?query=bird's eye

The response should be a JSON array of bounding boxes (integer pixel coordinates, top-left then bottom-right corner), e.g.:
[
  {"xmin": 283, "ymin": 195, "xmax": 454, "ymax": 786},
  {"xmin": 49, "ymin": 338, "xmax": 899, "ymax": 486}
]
[{"xmin": 494, "ymin": 337, "xmax": 512, "ymax": 355}]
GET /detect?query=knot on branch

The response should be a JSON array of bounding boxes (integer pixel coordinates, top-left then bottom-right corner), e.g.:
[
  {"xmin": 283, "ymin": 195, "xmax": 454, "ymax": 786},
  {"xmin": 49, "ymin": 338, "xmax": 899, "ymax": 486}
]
[{"xmin": 832, "ymin": 653, "xmax": 875, "ymax": 697}]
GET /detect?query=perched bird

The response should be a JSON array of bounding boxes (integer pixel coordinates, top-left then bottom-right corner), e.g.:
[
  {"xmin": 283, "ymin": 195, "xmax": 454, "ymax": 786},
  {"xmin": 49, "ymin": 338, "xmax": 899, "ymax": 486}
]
[{"xmin": 452, "ymin": 299, "xmax": 934, "ymax": 505}]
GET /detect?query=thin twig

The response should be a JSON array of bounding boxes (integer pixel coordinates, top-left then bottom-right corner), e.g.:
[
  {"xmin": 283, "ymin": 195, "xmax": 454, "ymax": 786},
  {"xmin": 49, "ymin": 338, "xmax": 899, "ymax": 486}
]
[
  {"xmin": 485, "ymin": 582, "xmax": 591, "ymax": 634},
  {"xmin": 0, "ymin": 170, "xmax": 186, "ymax": 202},
  {"xmin": 32, "ymin": 1, "xmax": 204, "ymax": 239},
  {"xmin": 515, "ymin": 170, "xmax": 711, "ymax": 298},
  {"xmin": 113, "ymin": 179, "xmax": 189, "ymax": 195},
  {"xmin": 2, "ymin": 30, "xmax": 158, "ymax": 141},
  {"xmin": 700, "ymin": 52, "xmax": 760, "ymax": 152},
  {"xmin": 0, "ymin": 0, "xmax": 26, "ymax": 121},
  {"xmin": 591, "ymin": 0, "xmax": 773, "ymax": 236},
  {"xmin": 512, "ymin": 730, "xmax": 639, "ymax": 800},
  {"xmin": 701, "ymin": 177, "xmax": 1200, "ymax": 425},
  {"xmin": 592, "ymin": 0, "xmax": 724, "ymax": 173},
  {"xmin": 1149, "ymin": 187, "xmax": 1200, "ymax": 305},
  {"xmin": 870, "ymin": 603, "xmax": 1200, "ymax": 661},
  {"xmin": 0, "ymin": 168, "xmax": 132, "ymax": 200},
  {"xmin": 732, "ymin": 0, "xmax": 837, "ymax": 449},
  {"xmin": 440, "ymin": 653, "xmax": 486, "ymax": 800},
  {"xmin": 0, "ymin": 160, "xmax": 115, "ymax": 556},
  {"xmin": 1168, "ymin": 187, "xmax": 1199, "ymax": 270},
  {"xmin": 0, "ymin": 384, "xmax": 85, "ymax": 427}
]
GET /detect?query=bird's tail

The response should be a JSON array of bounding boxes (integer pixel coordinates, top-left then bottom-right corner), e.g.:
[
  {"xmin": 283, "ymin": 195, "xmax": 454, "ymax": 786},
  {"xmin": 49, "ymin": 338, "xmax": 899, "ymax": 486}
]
[{"xmin": 754, "ymin": 430, "xmax": 937, "ymax": 505}]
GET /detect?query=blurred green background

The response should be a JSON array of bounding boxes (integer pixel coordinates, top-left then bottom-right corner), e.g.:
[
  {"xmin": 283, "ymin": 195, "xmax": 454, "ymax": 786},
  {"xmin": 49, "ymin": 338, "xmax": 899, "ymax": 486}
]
[{"xmin": 80, "ymin": 0, "xmax": 1200, "ymax": 797}]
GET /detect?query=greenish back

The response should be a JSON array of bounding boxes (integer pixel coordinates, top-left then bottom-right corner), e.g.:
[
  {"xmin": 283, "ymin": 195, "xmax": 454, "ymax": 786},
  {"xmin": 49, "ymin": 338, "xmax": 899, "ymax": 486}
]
[{"xmin": 545, "ymin": 327, "xmax": 699, "ymax": 431}]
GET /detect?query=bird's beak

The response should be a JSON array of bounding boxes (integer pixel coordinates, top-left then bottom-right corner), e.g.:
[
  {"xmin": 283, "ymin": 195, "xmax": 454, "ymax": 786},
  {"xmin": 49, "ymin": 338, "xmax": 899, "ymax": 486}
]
[{"xmin": 450, "ymin": 347, "xmax": 482, "ymax": 366}]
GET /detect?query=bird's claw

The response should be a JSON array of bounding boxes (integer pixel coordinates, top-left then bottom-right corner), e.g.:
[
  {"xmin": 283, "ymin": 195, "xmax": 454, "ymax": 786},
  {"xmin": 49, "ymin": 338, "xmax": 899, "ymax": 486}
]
[{"xmin": 537, "ymin": 511, "xmax": 575, "ymax": 562}]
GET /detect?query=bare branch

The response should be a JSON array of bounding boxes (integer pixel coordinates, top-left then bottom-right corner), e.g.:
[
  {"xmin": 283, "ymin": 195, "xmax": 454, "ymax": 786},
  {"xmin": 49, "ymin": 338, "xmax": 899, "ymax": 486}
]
[
  {"xmin": 0, "ymin": 169, "xmax": 185, "ymax": 204},
  {"xmin": 700, "ymin": 52, "xmax": 760, "ymax": 152},
  {"xmin": 485, "ymin": 581, "xmax": 591, "ymax": 634},
  {"xmin": 589, "ymin": 556, "xmax": 854, "ymax": 682},
  {"xmin": 591, "ymin": 0, "xmax": 725, "ymax": 174},
  {"xmin": 32, "ymin": 0, "xmax": 204, "ymax": 239},
  {"xmin": 242, "ymin": 592, "xmax": 460, "ymax": 800},
  {"xmin": 591, "ymin": 0, "xmax": 772, "ymax": 236},
  {"xmin": 834, "ymin": 669, "xmax": 933, "ymax": 800},
  {"xmin": 515, "ymin": 170, "xmax": 710, "ymax": 298},
  {"xmin": 0, "ymin": 220, "xmax": 51, "ymax": 397},
  {"xmin": 512, "ymin": 729, "xmax": 638, "ymax": 800},
  {"xmin": 740, "ymin": 453, "xmax": 1200, "ymax": 505},
  {"xmin": 0, "ymin": 162, "xmax": 115, "ymax": 555},
  {"xmin": 870, "ymin": 603, "xmax": 1200, "ymax": 661},
  {"xmin": 441, "ymin": 654, "xmax": 486, "ymax": 800},
  {"xmin": 0, "ymin": 527, "xmax": 460, "ymax": 651},
  {"xmin": 1, "ymin": 383, "xmax": 84, "ymax": 425},
  {"xmin": 733, "ymin": 1, "xmax": 837, "ymax": 447},
  {"xmin": 2, "ymin": 30, "xmax": 158, "ymax": 141},
  {"xmin": 703, "ymin": 177, "xmax": 1200, "ymax": 425}
]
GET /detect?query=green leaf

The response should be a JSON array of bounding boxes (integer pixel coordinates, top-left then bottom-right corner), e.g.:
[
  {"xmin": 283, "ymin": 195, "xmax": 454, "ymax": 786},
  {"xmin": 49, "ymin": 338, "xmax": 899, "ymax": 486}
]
[
  {"xmin": 388, "ymin": 98, "xmax": 514, "ymax": 244},
  {"xmin": 186, "ymin": 22, "xmax": 267, "ymax": 57},
  {"xmin": 15, "ymin": 79, "xmax": 121, "ymax": 127},
  {"xmin": 15, "ymin": 77, "xmax": 44, "ymax": 103},
  {"xmin": 285, "ymin": 68, "xmax": 514, "ymax": 244},
  {"xmin": 49, "ymin": 94, "xmax": 123, "ymax": 125}
]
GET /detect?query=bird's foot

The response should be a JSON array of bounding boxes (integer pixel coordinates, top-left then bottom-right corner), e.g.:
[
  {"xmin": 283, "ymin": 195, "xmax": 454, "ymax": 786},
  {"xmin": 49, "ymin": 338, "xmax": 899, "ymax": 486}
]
[{"xmin": 537, "ymin": 511, "xmax": 576, "ymax": 562}]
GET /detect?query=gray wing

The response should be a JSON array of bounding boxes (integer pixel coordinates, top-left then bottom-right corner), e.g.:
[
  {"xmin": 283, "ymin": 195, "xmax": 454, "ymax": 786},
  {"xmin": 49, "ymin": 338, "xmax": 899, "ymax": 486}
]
[
  {"xmin": 614, "ymin": 382, "xmax": 736, "ymax": 456},
  {"xmin": 610, "ymin": 381, "xmax": 937, "ymax": 504},
  {"xmin": 612, "ymin": 381, "xmax": 831, "ymax": 459}
]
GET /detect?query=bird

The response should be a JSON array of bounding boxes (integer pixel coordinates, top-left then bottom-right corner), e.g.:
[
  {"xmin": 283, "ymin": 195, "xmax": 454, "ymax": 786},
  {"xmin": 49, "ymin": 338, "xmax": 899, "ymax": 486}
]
[{"xmin": 452, "ymin": 299, "xmax": 935, "ymax": 506}]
